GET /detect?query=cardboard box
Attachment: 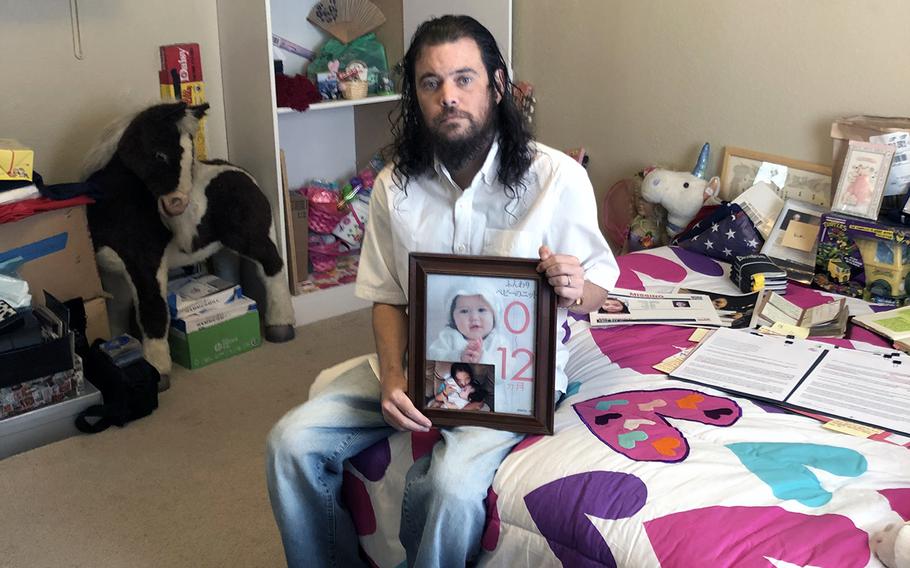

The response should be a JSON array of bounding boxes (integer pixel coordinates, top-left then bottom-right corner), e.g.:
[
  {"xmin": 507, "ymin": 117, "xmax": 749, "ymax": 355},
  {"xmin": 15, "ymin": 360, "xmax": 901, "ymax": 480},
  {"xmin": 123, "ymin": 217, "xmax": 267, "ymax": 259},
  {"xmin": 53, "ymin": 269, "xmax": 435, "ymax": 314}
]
[
  {"xmin": 84, "ymin": 296, "xmax": 111, "ymax": 343},
  {"xmin": 159, "ymin": 43, "xmax": 208, "ymax": 159},
  {"xmin": 0, "ymin": 206, "xmax": 103, "ymax": 305},
  {"xmin": 831, "ymin": 116, "xmax": 910, "ymax": 191},
  {"xmin": 0, "ymin": 382, "xmax": 101, "ymax": 460},
  {"xmin": 168, "ymin": 309, "xmax": 261, "ymax": 369},
  {"xmin": 0, "ymin": 138, "xmax": 34, "ymax": 182},
  {"xmin": 814, "ymin": 211, "xmax": 910, "ymax": 305}
]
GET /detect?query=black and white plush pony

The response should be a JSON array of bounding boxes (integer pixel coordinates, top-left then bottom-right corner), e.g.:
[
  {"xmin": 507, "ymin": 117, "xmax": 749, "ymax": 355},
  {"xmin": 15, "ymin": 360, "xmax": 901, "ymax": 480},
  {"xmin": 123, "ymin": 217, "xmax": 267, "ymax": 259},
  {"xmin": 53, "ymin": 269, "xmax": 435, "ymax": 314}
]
[{"xmin": 83, "ymin": 102, "xmax": 295, "ymax": 383}]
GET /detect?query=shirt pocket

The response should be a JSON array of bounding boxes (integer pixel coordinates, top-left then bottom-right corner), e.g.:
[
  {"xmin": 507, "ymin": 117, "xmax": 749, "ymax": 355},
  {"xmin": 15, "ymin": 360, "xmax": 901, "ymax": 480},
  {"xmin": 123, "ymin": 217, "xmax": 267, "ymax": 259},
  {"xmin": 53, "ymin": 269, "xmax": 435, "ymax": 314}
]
[{"xmin": 482, "ymin": 228, "xmax": 541, "ymax": 258}]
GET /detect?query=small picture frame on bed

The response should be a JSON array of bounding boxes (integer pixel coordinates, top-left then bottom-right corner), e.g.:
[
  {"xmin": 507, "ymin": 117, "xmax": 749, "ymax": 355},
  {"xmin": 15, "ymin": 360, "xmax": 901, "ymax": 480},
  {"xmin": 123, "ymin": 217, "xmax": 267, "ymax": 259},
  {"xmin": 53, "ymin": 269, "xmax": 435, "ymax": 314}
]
[
  {"xmin": 830, "ymin": 140, "xmax": 895, "ymax": 221},
  {"xmin": 760, "ymin": 198, "xmax": 827, "ymax": 283},
  {"xmin": 408, "ymin": 253, "xmax": 557, "ymax": 435}
]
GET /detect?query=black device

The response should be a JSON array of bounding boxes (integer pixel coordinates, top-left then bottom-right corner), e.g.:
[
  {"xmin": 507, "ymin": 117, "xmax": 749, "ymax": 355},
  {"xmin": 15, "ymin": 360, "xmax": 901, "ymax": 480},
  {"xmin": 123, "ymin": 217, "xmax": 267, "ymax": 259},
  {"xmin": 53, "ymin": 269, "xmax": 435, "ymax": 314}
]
[{"xmin": 0, "ymin": 299, "xmax": 24, "ymax": 335}]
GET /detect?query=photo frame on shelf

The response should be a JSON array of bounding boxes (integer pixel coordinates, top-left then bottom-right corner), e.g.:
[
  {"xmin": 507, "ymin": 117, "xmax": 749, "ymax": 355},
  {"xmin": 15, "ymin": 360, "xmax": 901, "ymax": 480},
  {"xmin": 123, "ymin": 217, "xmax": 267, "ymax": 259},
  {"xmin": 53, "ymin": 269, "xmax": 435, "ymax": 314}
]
[
  {"xmin": 760, "ymin": 198, "xmax": 828, "ymax": 283},
  {"xmin": 408, "ymin": 253, "xmax": 557, "ymax": 435},
  {"xmin": 830, "ymin": 140, "xmax": 896, "ymax": 221},
  {"xmin": 720, "ymin": 147, "xmax": 833, "ymax": 207}
]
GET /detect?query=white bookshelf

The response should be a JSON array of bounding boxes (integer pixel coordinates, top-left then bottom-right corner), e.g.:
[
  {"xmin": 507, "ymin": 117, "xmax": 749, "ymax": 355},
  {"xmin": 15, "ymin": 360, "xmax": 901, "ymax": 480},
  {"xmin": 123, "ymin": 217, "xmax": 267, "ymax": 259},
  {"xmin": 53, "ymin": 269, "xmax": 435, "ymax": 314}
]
[{"xmin": 277, "ymin": 93, "xmax": 401, "ymax": 114}]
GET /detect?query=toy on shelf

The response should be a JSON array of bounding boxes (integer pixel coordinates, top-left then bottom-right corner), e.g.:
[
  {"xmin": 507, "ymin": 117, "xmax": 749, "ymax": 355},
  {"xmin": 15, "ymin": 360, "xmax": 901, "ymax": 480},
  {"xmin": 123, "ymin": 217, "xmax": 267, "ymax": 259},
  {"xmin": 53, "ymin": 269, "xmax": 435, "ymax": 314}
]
[
  {"xmin": 814, "ymin": 211, "xmax": 910, "ymax": 305},
  {"xmin": 624, "ymin": 143, "xmax": 721, "ymax": 252}
]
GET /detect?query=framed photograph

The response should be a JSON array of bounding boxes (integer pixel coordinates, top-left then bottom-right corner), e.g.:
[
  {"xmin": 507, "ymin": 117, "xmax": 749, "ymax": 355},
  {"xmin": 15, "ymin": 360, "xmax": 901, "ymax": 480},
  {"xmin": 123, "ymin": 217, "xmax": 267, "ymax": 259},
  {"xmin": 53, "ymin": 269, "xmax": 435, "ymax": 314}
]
[
  {"xmin": 760, "ymin": 198, "xmax": 827, "ymax": 283},
  {"xmin": 830, "ymin": 140, "xmax": 895, "ymax": 221},
  {"xmin": 720, "ymin": 146, "xmax": 833, "ymax": 207},
  {"xmin": 408, "ymin": 253, "xmax": 557, "ymax": 435}
]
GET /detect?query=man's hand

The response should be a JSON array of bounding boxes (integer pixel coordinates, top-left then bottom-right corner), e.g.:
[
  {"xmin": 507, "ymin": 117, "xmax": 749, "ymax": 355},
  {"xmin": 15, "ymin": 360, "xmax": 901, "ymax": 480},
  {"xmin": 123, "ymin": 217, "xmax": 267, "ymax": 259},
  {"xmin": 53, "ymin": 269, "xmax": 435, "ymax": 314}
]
[
  {"xmin": 380, "ymin": 371, "xmax": 432, "ymax": 432},
  {"xmin": 538, "ymin": 245, "xmax": 585, "ymax": 308},
  {"xmin": 461, "ymin": 338, "xmax": 482, "ymax": 363}
]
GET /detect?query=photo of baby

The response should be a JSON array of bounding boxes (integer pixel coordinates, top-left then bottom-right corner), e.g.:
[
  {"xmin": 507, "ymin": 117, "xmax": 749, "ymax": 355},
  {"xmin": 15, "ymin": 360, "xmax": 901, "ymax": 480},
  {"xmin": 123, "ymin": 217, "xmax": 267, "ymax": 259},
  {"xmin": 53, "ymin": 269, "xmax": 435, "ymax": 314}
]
[
  {"xmin": 423, "ymin": 274, "xmax": 537, "ymax": 416},
  {"xmin": 425, "ymin": 361, "xmax": 495, "ymax": 412}
]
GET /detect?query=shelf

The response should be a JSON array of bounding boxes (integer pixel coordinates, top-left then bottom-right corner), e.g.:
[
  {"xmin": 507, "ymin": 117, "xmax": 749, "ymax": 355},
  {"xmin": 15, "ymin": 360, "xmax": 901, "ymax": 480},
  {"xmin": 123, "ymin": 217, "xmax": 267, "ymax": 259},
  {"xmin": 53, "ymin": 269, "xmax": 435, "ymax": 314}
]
[{"xmin": 277, "ymin": 94, "xmax": 401, "ymax": 115}]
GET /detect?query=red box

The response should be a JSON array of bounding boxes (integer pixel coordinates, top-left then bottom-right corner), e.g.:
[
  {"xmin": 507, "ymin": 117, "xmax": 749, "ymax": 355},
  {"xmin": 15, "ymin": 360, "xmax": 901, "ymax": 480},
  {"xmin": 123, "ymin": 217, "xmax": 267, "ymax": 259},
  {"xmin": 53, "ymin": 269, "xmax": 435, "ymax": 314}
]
[{"xmin": 159, "ymin": 43, "xmax": 203, "ymax": 85}]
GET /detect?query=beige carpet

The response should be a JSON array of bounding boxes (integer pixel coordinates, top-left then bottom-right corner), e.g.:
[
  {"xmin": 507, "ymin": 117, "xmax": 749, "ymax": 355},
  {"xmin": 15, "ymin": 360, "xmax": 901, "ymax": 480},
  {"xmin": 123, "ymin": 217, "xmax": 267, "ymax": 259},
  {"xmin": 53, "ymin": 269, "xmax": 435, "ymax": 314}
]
[{"xmin": 0, "ymin": 307, "xmax": 375, "ymax": 568}]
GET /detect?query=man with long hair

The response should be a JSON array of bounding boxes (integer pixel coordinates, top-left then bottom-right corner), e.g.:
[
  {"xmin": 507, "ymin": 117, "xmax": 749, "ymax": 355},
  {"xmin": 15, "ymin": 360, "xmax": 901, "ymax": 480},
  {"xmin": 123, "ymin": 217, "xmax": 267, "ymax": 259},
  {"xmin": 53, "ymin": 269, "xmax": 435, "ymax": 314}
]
[{"xmin": 267, "ymin": 15, "xmax": 618, "ymax": 567}]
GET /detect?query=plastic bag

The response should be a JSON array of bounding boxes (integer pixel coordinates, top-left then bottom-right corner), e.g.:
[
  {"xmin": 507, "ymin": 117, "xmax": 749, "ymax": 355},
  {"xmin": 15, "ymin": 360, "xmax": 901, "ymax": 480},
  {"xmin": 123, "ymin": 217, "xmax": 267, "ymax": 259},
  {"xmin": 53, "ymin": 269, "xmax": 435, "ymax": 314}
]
[
  {"xmin": 307, "ymin": 33, "xmax": 389, "ymax": 93},
  {"xmin": 0, "ymin": 269, "xmax": 31, "ymax": 308}
]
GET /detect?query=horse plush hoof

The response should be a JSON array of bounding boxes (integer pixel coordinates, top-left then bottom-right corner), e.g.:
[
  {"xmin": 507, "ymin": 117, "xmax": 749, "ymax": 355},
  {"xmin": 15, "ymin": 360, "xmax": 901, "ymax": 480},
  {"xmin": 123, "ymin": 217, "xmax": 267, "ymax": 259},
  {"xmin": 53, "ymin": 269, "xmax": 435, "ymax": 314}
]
[
  {"xmin": 265, "ymin": 324, "xmax": 295, "ymax": 343},
  {"xmin": 158, "ymin": 374, "xmax": 171, "ymax": 393}
]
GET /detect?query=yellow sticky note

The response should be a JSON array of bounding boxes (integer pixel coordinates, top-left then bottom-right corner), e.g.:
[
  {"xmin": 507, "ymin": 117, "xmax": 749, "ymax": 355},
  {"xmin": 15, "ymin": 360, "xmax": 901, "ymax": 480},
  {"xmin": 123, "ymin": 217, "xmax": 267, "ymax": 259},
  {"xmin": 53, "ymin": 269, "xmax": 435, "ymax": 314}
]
[
  {"xmin": 688, "ymin": 328, "xmax": 711, "ymax": 342},
  {"xmin": 752, "ymin": 273, "xmax": 765, "ymax": 291},
  {"xmin": 653, "ymin": 351, "xmax": 690, "ymax": 374},
  {"xmin": 769, "ymin": 322, "xmax": 810, "ymax": 339},
  {"xmin": 822, "ymin": 419, "xmax": 883, "ymax": 439}
]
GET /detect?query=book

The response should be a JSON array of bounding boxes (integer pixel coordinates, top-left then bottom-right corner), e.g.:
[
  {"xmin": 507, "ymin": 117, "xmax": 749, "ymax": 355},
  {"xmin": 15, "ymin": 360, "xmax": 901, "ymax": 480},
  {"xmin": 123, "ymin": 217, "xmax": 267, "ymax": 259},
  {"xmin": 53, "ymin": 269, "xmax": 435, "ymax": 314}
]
[
  {"xmin": 671, "ymin": 327, "xmax": 910, "ymax": 436},
  {"xmin": 750, "ymin": 291, "xmax": 848, "ymax": 338},
  {"xmin": 166, "ymin": 274, "xmax": 242, "ymax": 319},
  {"xmin": 731, "ymin": 254, "xmax": 787, "ymax": 294},
  {"xmin": 852, "ymin": 306, "xmax": 910, "ymax": 343},
  {"xmin": 590, "ymin": 288, "xmax": 722, "ymax": 327}
]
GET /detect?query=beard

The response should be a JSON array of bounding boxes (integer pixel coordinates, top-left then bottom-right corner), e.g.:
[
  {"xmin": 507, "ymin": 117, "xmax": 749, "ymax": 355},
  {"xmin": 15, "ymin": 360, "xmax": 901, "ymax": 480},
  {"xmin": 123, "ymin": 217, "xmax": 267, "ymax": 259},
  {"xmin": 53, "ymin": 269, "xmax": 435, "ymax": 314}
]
[{"xmin": 426, "ymin": 94, "xmax": 498, "ymax": 174}]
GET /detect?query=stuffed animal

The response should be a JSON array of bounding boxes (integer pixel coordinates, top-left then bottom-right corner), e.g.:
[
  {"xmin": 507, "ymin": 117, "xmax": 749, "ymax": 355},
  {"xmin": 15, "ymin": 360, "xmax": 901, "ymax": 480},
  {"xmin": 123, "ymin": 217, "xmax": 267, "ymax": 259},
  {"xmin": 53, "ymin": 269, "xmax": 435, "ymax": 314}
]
[
  {"xmin": 872, "ymin": 521, "xmax": 910, "ymax": 568},
  {"xmin": 638, "ymin": 143, "xmax": 721, "ymax": 239},
  {"xmin": 626, "ymin": 174, "xmax": 668, "ymax": 252}
]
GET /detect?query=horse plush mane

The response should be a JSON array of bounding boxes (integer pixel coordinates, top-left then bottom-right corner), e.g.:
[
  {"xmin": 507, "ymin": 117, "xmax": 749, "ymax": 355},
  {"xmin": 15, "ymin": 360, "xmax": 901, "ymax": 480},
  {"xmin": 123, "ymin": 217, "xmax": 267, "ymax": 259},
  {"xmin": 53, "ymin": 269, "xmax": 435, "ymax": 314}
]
[{"xmin": 84, "ymin": 101, "xmax": 295, "ymax": 387}]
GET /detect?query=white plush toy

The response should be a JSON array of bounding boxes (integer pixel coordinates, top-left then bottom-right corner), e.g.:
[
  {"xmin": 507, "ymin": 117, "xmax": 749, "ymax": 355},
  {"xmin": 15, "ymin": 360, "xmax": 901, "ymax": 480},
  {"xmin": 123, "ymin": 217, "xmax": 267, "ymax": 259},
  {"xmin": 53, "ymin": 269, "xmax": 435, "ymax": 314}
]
[
  {"xmin": 640, "ymin": 143, "xmax": 721, "ymax": 237},
  {"xmin": 873, "ymin": 521, "xmax": 910, "ymax": 568}
]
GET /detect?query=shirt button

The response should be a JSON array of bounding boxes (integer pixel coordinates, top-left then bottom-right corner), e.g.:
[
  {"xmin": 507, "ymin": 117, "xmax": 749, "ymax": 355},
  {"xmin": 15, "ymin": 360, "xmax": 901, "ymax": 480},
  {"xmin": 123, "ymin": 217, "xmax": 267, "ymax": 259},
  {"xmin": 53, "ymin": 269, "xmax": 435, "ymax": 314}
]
[{"xmin": 456, "ymin": 244, "xmax": 466, "ymax": 253}]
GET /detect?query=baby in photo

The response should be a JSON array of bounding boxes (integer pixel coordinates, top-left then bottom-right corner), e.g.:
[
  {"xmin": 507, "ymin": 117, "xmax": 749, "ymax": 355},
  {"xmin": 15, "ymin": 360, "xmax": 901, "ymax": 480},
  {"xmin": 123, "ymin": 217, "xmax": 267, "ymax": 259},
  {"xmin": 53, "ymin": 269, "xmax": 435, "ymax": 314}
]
[{"xmin": 427, "ymin": 286, "xmax": 507, "ymax": 364}]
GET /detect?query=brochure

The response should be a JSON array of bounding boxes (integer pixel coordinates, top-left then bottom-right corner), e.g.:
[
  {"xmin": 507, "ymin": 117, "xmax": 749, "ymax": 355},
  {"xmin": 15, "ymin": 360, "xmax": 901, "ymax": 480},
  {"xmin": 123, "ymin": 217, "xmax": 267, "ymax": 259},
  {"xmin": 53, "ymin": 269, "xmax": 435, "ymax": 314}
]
[
  {"xmin": 678, "ymin": 289, "xmax": 759, "ymax": 329},
  {"xmin": 590, "ymin": 289, "xmax": 722, "ymax": 327},
  {"xmin": 671, "ymin": 327, "xmax": 910, "ymax": 436}
]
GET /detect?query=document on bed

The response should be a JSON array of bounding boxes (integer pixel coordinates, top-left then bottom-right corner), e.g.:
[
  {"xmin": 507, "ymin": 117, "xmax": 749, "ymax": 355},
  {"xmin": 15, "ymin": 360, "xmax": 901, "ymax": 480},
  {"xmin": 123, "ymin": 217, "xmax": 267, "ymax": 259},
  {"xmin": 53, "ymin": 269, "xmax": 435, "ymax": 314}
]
[{"xmin": 670, "ymin": 328, "xmax": 910, "ymax": 436}]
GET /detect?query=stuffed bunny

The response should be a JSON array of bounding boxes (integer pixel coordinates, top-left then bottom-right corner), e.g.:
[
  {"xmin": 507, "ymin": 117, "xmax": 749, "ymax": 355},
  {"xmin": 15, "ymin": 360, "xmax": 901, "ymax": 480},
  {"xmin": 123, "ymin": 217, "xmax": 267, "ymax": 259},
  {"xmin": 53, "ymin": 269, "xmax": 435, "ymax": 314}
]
[{"xmin": 873, "ymin": 521, "xmax": 910, "ymax": 568}]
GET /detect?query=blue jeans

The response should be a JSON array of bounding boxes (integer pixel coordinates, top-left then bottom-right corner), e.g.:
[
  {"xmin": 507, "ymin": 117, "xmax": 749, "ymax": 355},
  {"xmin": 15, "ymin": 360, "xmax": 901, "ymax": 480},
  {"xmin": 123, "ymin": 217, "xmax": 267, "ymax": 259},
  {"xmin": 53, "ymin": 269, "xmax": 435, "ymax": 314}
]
[{"xmin": 266, "ymin": 359, "xmax": 524, "ymax": 568}]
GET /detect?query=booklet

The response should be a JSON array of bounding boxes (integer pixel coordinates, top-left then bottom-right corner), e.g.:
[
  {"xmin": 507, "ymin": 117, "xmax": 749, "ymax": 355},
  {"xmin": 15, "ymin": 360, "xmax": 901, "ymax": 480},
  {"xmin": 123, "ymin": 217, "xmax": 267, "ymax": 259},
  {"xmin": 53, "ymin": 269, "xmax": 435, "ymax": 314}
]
[
  {"xmin": 678, "ymin": 289, "xmax": 759, "ymax": 329},
  {"xmin": 670, "ymin": 327, "xmax": 910, "ymax": 436},
  {"xmin": 749, "ymin": 291, "xmax": 848, "ymax": 337},
  {"xmin": 590, "ymin": 289, "xmax": 723, "ymax": 327}
]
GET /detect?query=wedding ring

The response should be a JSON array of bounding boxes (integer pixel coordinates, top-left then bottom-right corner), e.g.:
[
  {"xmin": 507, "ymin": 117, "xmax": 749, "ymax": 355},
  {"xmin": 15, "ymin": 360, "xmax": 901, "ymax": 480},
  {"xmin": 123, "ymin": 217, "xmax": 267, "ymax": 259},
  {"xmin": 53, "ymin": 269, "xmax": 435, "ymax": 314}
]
[{"xmin": 567, "ymin": 275, "xmax": 572, "ymax": 287}]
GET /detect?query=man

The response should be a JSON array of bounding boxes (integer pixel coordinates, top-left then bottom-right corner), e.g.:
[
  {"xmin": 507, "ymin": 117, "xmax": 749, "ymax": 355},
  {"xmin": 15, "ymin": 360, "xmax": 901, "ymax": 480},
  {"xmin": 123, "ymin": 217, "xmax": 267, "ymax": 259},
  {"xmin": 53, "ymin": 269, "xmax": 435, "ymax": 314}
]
[{"xmin": 266, "ymin": 15, "xmax": 618, "ymax": 567}]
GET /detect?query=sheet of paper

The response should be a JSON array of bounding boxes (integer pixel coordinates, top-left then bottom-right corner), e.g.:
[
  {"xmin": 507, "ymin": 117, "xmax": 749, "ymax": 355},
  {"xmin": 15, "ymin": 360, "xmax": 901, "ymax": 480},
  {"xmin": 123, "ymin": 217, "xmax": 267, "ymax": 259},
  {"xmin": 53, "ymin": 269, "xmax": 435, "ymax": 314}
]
[
  {"xmin": 672, "ymin": 328, "xmax": 824, "ymax": 400},
  {"xmin": 590, "ymin": 289, "xmax": 722, "ymax": 326},
  {"xmin": 788, "ymin": 348, "xmax": 910, "ymax": 436},
  {"xmin": 870, "ymin": 131, "xmax": 910, "ymax": 196},
  {"xmin": 769, "ymin": 322, "xmax": 810, "ymax": 339},
  {"xmin": 802, "ymin": 299, "xmax": 844, "ymax": 327},
  {"xmin": 780, "ymin": 220, "xmax": 820, "ymax": 252},
  {"xmin": 759, "ymin": 292, "xmax": 801, "ymax": 325},
  {"xmin": 733, "ymin": 181, "xmax": 785, "ymax": 239},
  {"xmin": 822, "ymin": 418, "xmax": 883, "ymax": 439}
]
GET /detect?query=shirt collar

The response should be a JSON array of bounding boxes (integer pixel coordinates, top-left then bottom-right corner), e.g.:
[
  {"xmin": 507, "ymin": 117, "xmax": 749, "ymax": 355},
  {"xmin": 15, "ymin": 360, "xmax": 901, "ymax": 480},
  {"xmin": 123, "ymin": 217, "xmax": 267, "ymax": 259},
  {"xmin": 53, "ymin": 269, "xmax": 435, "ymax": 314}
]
[{"xmin": 433, "ymin": 137, "xmax": 501, "ymax": 188}]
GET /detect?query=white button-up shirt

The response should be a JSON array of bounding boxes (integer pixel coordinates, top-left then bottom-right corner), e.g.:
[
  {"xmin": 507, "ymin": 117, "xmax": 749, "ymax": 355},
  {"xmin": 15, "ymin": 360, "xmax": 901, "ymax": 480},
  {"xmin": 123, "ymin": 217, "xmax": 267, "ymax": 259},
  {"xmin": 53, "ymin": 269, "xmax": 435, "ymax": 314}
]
[{"xmin": 355, "ymin": 139, "xmax": 619, "ymax": 392}]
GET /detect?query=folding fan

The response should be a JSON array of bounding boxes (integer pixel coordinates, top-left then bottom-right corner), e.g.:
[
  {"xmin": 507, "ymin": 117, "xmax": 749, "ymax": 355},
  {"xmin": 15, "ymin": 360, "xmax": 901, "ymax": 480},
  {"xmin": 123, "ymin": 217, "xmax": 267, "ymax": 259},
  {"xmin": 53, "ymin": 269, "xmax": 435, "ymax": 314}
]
[{"xmin": 308, "ymin": 0, "xmax": 386, "ymax": 44}]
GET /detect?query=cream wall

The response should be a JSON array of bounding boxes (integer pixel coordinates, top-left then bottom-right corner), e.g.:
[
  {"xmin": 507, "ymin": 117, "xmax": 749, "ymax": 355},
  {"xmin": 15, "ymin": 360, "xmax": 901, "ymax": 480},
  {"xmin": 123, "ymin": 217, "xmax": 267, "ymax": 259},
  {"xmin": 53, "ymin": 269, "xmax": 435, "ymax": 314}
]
[
  {"xmin": 0, "ymin": 0, "xmax": 227, "ymax": 184},
  {"xmin": 513, "ymin": 0, "xmax": 910, "ymax": 219}
]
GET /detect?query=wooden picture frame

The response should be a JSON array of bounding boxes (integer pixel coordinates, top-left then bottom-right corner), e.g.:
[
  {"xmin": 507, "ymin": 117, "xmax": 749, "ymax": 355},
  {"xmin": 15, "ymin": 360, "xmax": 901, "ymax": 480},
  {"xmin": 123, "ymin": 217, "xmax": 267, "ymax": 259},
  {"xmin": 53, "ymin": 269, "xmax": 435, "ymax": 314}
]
[
  {"xmin": 719, "ymin": 146, "xmax": 833, "ymax": 207},
  {"xmin": 830, "ymin": 140, "xmax": 895, "ymax": 221},
  {"xmin": 408, "ymin": 253, "xmax": 557, "ymax": 435}
]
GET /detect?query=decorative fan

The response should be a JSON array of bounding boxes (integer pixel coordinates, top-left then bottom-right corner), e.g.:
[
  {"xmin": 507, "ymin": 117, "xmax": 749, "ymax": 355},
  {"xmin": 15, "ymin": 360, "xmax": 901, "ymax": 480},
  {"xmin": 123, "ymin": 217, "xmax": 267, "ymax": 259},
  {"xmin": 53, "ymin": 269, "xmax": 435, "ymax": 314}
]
[{"xmin": 308, "ymin": 0, "xmax": 386, "ymax": 44}]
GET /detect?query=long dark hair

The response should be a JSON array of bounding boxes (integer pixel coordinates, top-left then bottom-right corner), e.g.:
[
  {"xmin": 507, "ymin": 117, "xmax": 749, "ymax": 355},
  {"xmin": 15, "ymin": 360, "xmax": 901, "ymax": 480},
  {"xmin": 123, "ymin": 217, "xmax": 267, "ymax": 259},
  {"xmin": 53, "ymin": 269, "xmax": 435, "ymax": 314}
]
[{"xmin": 391, "ymin": 15, "xmax": 533, "ymax": 196}]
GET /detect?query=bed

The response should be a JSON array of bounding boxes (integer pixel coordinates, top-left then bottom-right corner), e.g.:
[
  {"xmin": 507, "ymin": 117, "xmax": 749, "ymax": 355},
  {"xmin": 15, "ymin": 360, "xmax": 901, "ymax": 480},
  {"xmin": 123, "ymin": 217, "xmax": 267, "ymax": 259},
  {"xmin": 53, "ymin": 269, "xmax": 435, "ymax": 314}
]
[{"xmin": 322, "ymin": 246, "xmax": 910, "ymax": 567}]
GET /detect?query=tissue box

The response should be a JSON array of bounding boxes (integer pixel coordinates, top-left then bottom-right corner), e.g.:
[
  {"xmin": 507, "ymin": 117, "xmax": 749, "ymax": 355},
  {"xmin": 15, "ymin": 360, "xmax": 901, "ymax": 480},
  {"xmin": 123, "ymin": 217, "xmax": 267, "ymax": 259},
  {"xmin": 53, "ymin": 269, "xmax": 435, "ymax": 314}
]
[
  {"xmin": 0, "ymin": 139, "xmax": 34, "ymax": 181},
  {"xmin": 168, "ymin": 308, "xmax": 261, "ymax": 369}
]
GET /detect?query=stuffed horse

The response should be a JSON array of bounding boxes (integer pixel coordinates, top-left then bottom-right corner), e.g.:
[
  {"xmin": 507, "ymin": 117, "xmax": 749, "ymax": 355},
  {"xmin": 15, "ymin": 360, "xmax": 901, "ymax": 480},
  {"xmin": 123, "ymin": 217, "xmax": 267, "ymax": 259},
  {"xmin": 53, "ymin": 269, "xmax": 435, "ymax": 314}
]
[
  {"xmin": 639, "ymin": 143, "xmax": 721, "ymax": 238},
  {"xmin": 83, "ymin": 101, "xmax": 295, "ymax": 385}
]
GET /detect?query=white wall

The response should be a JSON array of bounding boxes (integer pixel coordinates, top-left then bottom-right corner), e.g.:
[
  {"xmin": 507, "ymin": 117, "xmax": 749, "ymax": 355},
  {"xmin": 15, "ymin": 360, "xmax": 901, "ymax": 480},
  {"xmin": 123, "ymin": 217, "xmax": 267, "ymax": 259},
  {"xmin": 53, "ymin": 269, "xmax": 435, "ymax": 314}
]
[
  {"xmin": 0, "ymin": 0, "xmax": 227, "ymax": 184},
  {"xmin": 513, "ymin": 0, "xmax": 910, "ymax": 223}
]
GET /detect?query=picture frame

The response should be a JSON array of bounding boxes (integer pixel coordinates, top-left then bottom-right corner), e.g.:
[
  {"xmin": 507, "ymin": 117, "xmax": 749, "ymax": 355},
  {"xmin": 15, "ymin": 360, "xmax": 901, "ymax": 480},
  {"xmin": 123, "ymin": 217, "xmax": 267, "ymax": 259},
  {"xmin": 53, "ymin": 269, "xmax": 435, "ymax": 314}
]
[
  {"xmin": 760, "ymin": 198, "xmax": 828, "ymax": 284},
  {"xmin": 408, "ymin": 253, "xmax": 557, "ymax": 435},
  {"xmin": 719, "ymin": 146, "xmax": 833, "ymax": 207},
  {"xmin": 830, "ymin": 140, "xmax": 895, "ymax": 221}
]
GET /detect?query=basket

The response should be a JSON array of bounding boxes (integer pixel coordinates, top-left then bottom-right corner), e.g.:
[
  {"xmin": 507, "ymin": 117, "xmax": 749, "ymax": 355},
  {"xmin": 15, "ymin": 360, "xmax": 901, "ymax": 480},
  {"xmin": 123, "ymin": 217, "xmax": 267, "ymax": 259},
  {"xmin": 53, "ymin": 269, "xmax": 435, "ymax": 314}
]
[
  {"xmin": 309, "ymin": 236, "xmax": 351, "ymax": 273},
  {"xmin": 342, "ymin": 80, "xmax": 368, "ymax": 100},
  {"xmin": 306, "ymin": 186, "xmax": 347, "ymax": 233}
]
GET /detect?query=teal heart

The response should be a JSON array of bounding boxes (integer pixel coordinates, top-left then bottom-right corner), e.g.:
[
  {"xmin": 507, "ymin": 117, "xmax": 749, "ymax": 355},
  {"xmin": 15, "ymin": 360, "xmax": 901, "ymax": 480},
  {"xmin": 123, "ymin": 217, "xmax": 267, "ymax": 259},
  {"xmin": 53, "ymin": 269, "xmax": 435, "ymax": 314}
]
[
  {"xmin": 727, "ymin": 442, "xmax": 867, "ymax": 507},
  {"xmin": 595, "ymin": 399, "xmax": 629, "ymax": 411},
  {"xmin": 618, "ymin": 431, "xmax": 648, "ymax": 449}
]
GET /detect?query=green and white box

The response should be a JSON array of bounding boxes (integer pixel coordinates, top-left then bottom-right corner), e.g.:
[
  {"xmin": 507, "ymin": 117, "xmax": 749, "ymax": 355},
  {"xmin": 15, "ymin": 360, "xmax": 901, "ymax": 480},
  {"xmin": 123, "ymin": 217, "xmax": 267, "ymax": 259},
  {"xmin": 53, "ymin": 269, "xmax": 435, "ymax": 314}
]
[{"xmin": 168, "ymin": 306, "xmax": 261, "ymax": 370}]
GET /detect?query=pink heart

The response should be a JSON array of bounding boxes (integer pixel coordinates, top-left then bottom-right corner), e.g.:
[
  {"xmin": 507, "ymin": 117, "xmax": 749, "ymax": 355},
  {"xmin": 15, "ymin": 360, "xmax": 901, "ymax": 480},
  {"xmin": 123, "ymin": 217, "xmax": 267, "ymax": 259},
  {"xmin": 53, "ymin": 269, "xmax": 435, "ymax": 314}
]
[{"xmin": 327, "ymin": 59, "xmax": 340, "ymax": 73}]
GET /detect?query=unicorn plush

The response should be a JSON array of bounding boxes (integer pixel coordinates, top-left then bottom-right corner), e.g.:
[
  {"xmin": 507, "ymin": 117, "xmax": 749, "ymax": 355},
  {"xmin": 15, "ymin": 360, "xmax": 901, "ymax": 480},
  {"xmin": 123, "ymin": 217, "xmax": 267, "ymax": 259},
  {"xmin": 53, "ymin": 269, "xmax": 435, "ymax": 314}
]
[
  {"xmin": 83, "ymin": 102, "xmax": 296, "ymax": 387},
  {"xmin": 873, "ymin": 521, "xmax": 910, "ymax": 568},
  {"xmin": 639, "ymin": 143, "xmax": 721, "ymax": 238}
]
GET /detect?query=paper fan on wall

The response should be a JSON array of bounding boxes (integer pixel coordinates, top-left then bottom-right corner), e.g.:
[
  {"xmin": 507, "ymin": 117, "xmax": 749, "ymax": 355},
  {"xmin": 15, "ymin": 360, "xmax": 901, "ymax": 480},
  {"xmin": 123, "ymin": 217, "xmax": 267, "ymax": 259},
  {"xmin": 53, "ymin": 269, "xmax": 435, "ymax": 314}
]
[{"xmin": 308, "ymin": 0, "xmax": 386, "ymax": 44}]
